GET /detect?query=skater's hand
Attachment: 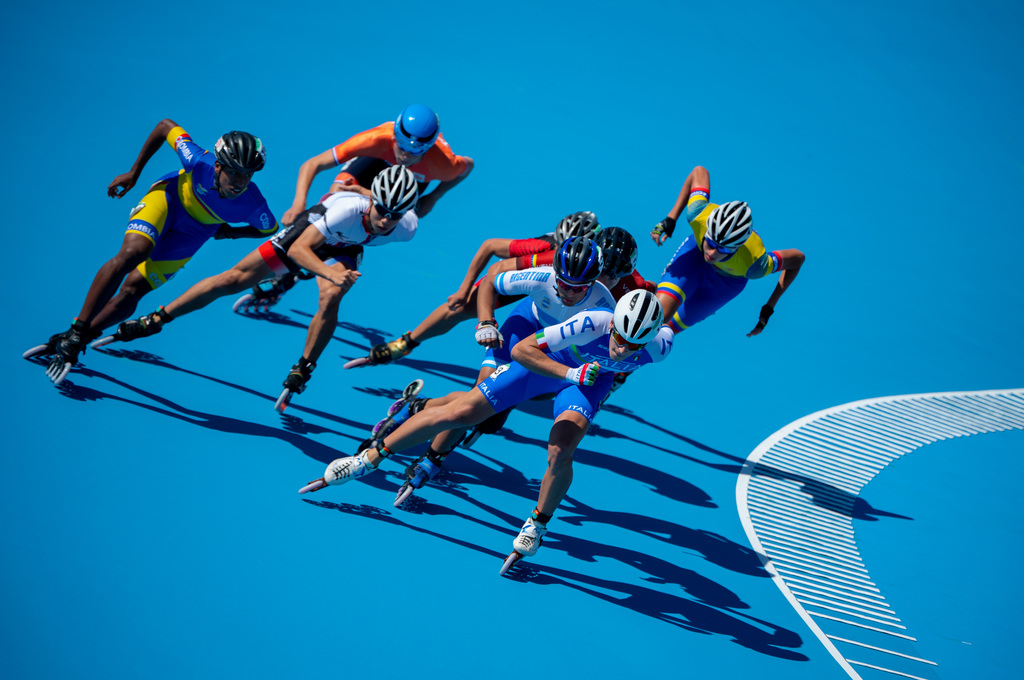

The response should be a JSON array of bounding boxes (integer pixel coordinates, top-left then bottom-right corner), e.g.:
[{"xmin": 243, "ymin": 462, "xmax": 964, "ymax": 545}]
[
  {"xmin": 565, "ymin": 362, "xmax": 601, "ymax": 387},
  {"xmin": 651, "ymin": 216, "xmax": 676, "ymax": 246},
  {"xmin": 415, "ymin": 192, "xmax": 439, "ymax": 218},
  {"xmin": 211, "ymin": 223, "xmax": 235, "ymax": 240},
  {"xmin": 108, "ymin": 170, "xmax": 140, "ymax": 198},
  {"xmin": 447, "ymin": 286, "xmax": 472, "ymax": 311},
  {"xmin": 475, "ymin": 319, "xmax": 503, "ymax": 348},
  {"xmin": 746, "ymin": 304, "xmax": 774, "ymax": 337},
  {"xmin": 281, "ymin": 205, "xmax": 305, "ymax": 226},
  {"xmin": 328, "ymin": 270, "xmax": 361, "ymax": 291}
]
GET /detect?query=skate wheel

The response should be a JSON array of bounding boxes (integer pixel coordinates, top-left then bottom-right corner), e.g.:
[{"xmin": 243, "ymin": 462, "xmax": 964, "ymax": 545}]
[
  {"xmin": 90, "ymin": 335, "xmax": 117, "ymax": 350},
  {"xmin": 461, "ymin": 428, "xmax": 483, "ymax": 450},
  {"xmin": 22, "ymin": 344, "xmax": 50, "ymax": 359},
  {"xmin": 403, "ymin": 378, "xmax": 425, "ymax": 399},
  {"xmin": 394, "ymin": 484, "xmax": 415, "ymax": 507},
  {"xmin": 48, "ymin": 362, "xmax": 72, "ymax": 386},
  {"xmin": 298, "ymin": 478, "xmax": 327, "ymax": 494},
  {"xmin": 232, "ymin": 294, "xmax": 255, "ymax": 313},
  {"xmin": 499, "ymin": 551, "xmax": 524, "ymax": 576},
  {"xmin": 343, "ymin": 357, "xmax": 371, "ymax": 369},
  {"xmin": 275, "ymin": 388, "xmax": 293, "ymax": 414}
]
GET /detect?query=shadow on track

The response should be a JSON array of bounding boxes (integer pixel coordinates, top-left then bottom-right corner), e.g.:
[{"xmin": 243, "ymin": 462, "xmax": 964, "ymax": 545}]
[{"xmin": 303, "ymin": 497, "xmax": 808, "ymax": 662}]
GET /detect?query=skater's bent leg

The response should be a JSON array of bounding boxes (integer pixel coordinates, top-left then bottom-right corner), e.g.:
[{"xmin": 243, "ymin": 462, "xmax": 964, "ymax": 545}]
[
  {"xmin": 419, "ymin": 391, "xmax": 465, "ymax": 411},
  {"xmin": 422, "ymin": 365, "xmax": 499, "ymax": 451},
  {"xmin": 408, "ymin": 300, "xmax": 474, "ymax": 344},
  {"xmin": 87, "ymin": 270, "xmax": 155, "ymax": 331},
  {"xmin": 535, "ymin": 411, "xmax": 590, "ymax": 516},
  {"xmin": 165, "ymin": 250, "xmax": 273, "ymax": 318},
  {"xmin": 77, "ymin": 232, "xmax": 154, "ymax": 326},
  {"xmin": 431, "ymin": 426, "xmax": 468, "ymax": 454},
  {"xmin": 373, "ymin": 389, "xmax": 495, "ymax": 466},
  {"xmin": 303, "ymin": 260, "xmax": 355, "ymax": 363}
]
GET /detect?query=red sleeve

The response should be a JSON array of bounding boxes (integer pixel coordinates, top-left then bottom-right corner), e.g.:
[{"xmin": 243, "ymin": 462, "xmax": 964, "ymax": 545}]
[
  {"xmin": 508, "ymin": 236, "xmax": 556, "ymax": 257},
  {"xmin": 513, "ymin": 250, "xmax": 556, "ymax": 270}
]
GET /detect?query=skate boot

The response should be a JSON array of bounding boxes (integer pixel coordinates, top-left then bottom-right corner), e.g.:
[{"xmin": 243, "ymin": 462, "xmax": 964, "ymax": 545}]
[
  {"xmin": 275, "ymin": 357, "xmax": 316, "ymax": 413},
  {"xmin": 43, "ymin": 319, "xmax": 94, "ymax": 385},
  {"xmin": 393, "ymin": 451, "xmax": 444, "ymax": 506},
  {"xmin": 283, "ymin": 357, "xmax": 316, "ymax": 394},
  {"xmin": 298, "ymin": 444, "xmax": 391, "ymax": 494},
  {"xmin": 91, "ymin": 307, "xmax": 173, "ymax": 349},
  {"xmin": 500, "ymin": 517, "xmax": 548, "ymax": 575},
  {"xmin": 233, "ymin": 273, "xmax": 301, "ymax": 313},
  {"xmin": 512, "ymin": 517, "xmax": 547, "ymax": 558},
  {"xmin": 370, "ymin": 379, "xmax": 426, "ymax": 440},
  {"xmin": 367, "ymin": 332, "xmax": 419, "ymax": 366}
]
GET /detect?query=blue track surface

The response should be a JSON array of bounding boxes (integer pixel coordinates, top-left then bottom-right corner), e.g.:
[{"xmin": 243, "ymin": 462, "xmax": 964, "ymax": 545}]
[{"xmin": 3, "ymin": 2, "xmax": 1022, "ymax": 678}]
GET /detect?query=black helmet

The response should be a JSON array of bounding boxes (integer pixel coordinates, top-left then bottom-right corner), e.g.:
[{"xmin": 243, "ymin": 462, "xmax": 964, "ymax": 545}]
[
  {"xmin": 214, "ymin": 131, "xmax": 266, "ymax": 173},
  {"xmin": 595, "ymin": 227, "xmax": 638, "ymax": 280},
  {"xmin": 553, "ymin": 236, "xmax": 603, "ymax": 285}
]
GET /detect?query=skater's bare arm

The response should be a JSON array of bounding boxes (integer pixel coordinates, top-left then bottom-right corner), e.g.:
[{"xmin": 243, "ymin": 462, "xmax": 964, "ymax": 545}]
[
  {"xmin": 108, "ymin": 118, "xmax": 179, "ymax": 198},
  {"xmin": 511, "ymin": 336, "xmax": 571, "ymax": 380},
  {"xmin": 448, "ymin": 237, "xmax": 514, "ymax": 310},
  {"xmin": 476, "ymin": 270, "xmax": 501, "ymax": 324},
  {"xmin": 283, "ymin": 149, "xmax": 337, "ymax": 225},
  {"xmin": 287, "ymin": 228, "xmax": 360, "ymax": 289}
]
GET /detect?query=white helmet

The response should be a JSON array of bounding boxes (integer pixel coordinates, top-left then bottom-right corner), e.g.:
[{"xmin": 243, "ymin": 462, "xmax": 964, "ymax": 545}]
[
  {"xmin": 613, "ymin": 290, "xmax": 663, "ymax": 345},
  {"xmin": 706, "ymin": 200, "xmax": 752, "ymax": 251},
  {"xmin": 371, "ymin": 165, "xmax": 419, "ymax": 215}
]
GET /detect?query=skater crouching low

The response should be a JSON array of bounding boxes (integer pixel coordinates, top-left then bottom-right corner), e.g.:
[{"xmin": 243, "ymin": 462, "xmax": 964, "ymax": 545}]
[{"xmin": 299, "ymin": 290, "xmax": 672, "ymax": 574}]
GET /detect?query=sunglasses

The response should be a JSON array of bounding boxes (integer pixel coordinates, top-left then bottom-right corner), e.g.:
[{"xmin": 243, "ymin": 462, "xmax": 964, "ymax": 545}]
[
  {"xmin": 396, "ymin": 124, "xmax": 435, "ymax": 155},
  {"xmin": 610, "ymin": 325, "xmax": 646, "ymax": 351},
  {"xmin": 555, "ymin": 277, "xmax": 592, "ymax": 294},
  {"xmin": 703, "ymin": 235, "xmax": 737, "ymax": 255},
  {"xmin": 374, "ymin": 203, "xmax": 405, "ymax": 221}
]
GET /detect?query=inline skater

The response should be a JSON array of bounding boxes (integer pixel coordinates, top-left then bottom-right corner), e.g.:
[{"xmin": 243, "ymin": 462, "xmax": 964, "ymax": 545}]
[
  {"xmin": 95, "ymin": 166, "xmax": 419, "ymax": 411},
  {"xmin": 298, "ymin": 289, "xmax": 672, "ymax": 575},
  {"xmin": 236, "ymin": 104, "xmax": 474, "ymax": 313},
  {"xmin": 650, "ymin": 165, "xmax": 805, "ymax": 336},
  {"xmin": 351, "ymin": 211, "xmax": 600, "ymax": 368},
  {"xmin": 25, "ymin": 119, "xmax": 276, "ymax": 385},
  {"xmin": 374, "ymin": 234, "xmax": 635, "ymax": 504}
]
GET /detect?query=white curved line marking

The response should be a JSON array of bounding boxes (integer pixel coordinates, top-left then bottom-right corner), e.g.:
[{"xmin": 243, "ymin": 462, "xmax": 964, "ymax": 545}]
[{"xmin": 736, "ymin": 389, "xmax": 1024, "ymax": 680}]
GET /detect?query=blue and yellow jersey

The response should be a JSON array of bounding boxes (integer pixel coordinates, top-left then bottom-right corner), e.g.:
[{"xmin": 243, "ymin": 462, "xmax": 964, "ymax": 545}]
[
  {"xmin": 156, "ymin": 126, "xmax": 277, "ymax": 234},
  {"xmin": 685, "ymin": 191, "xmax": 780, "ymax": 280}
]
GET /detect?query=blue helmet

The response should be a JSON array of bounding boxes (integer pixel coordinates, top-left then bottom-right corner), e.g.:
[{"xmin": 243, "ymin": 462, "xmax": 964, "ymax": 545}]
[
  {"xmin": 553, "ymin": 236, "xmax": 603, "ymax": 285},
  {"xmin": 394, "ymin": 104, "xmax": 440, "ymax": 155}
]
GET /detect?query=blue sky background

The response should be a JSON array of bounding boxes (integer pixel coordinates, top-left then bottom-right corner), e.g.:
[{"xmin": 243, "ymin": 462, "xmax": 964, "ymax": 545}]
[{"xmin": 2, "ymin": 2, "xmax": 1021, "ymax": 678}]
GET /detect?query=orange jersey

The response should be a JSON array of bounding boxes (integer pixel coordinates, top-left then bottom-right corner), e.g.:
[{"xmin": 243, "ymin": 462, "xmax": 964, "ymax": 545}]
[{"xmin": 330, "ymin": 122, "xmax": 469, "ymax": 183}]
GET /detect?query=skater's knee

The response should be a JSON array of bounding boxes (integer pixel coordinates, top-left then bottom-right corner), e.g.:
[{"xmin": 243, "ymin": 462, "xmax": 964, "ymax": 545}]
[
  {"xmin": 112, "ymin": 235, "xmax": 153, "ymax": 270},
  {"xmin": 446, "ymin": 397, "xmax": 489, "ymax": 429},
  {"xmin": 118, "ymin": 270, "xmax": 154, "ymax": 300},
  {"xmin": 547, "ymin": 443, "xmax": 575, "ymax": 468},
  {"xmin": 318, "ymin": 283, "xmax": 345, "ymax": 309}
]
